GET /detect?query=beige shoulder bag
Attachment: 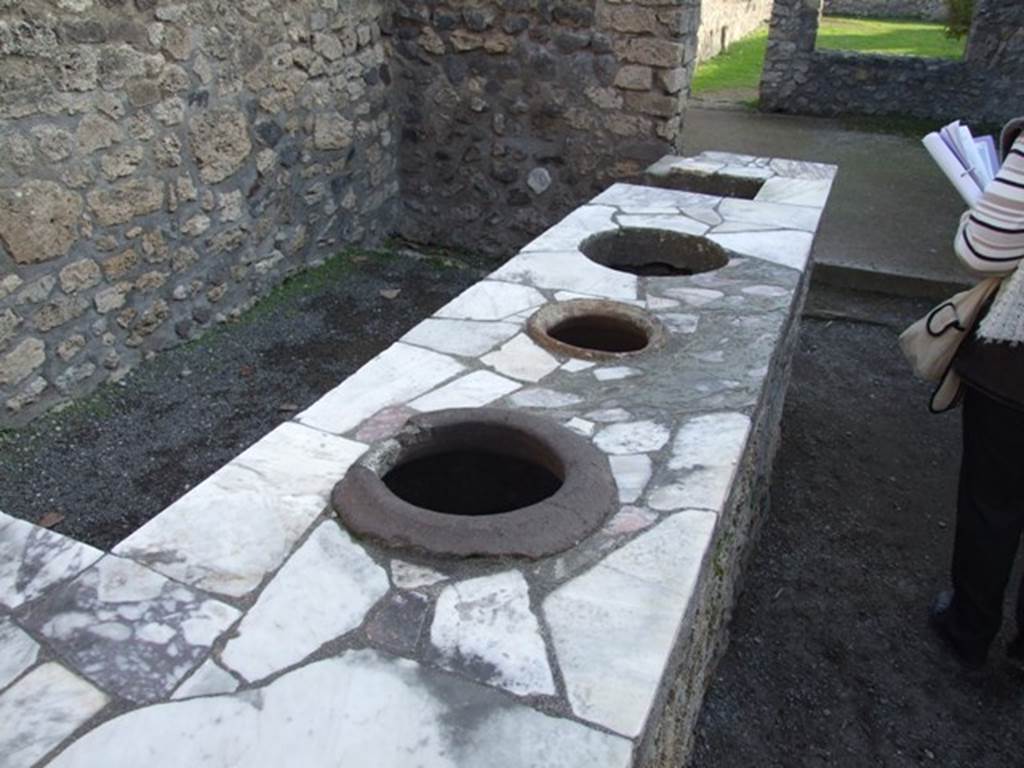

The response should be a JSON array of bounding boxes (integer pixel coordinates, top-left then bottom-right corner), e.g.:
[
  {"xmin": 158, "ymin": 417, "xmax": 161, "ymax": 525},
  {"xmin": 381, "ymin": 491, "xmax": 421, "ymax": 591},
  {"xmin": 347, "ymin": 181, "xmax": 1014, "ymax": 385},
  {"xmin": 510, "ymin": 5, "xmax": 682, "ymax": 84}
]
[{"xmin": 899, "ymin": 277, "xmax": 1002, "ymax": 412}]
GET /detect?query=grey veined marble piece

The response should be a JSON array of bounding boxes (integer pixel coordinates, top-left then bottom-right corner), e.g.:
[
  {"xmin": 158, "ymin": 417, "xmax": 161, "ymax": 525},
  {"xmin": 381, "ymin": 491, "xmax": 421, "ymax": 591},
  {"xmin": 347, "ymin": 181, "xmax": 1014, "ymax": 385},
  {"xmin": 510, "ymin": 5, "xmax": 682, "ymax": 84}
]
[
  {"xmin": 47, "ymin": 650, "xmax": 633, "ymax": 768},
  {"xmin": 430, "ymin": 571, "xmax": 555, "ymax": 697},
  {"xmin": 544, "ymin": 511, "xmax": 717, "ymax": 737},
  {"xmin": 219, "ymin": 522, "xmax": 389, "ymax": 683},
  {"xmin": 0, "ymin": 662, "xmax": 108, "ymax": 768},
  {"xmin": 21, "ymin": 555, "xmax": 240, "ymax": 703},
  {"xmin": 0, "ymin": 511, "xmax": 102, "ymax": 610},
  {"xmin": 0, "ymin": 616, "xmax": 39, "ymax": 690}
]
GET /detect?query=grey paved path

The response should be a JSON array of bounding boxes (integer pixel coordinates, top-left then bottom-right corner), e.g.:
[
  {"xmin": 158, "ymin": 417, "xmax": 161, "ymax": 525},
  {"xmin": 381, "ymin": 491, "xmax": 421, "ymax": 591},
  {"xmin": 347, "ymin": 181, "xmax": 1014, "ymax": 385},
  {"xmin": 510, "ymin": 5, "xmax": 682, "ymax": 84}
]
[{"xmin": 684, "ymin": 107, "xmax": 975, "ymax": 293}]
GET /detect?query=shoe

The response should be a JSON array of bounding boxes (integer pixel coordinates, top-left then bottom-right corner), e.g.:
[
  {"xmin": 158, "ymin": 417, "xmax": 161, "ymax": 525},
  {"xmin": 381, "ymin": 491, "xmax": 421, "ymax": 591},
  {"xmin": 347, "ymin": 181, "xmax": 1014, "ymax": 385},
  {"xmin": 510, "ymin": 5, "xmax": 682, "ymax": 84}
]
[
  {"xmin": 1007, "ymin": 635, "xmax": 1024, "ymax": 670},
  {"xmin": 929, "ymin": 591, "xmax": 987, "ymax": 670}
]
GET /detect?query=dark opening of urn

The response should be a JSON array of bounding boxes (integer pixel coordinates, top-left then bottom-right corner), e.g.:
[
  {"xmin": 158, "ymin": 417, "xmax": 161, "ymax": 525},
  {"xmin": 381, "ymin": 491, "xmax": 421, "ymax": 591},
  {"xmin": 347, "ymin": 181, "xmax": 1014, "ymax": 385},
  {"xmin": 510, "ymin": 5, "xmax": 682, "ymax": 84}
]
[
  {"xmin": 332, "ymin": 408, "xmax": 618, "ymax": 558},
  {"xmin": 383, "ymin": 451, "xmax": 562, "ymax": 516},
  {"xmin": 527, "ymin": 299, "xmax": 665, "ymax": 361},
  {"xmin": 581, "ymin": 227, "xmax": 729, "ymax": 277}
]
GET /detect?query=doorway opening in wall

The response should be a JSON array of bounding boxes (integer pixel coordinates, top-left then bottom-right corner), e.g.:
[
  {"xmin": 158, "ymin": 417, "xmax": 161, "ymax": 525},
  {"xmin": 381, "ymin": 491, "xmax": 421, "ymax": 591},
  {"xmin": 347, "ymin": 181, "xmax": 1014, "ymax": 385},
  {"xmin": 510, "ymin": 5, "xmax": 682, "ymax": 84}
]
[{"xmin": 691, "ymin": 5, "xmax": 966, "ymax": 109}]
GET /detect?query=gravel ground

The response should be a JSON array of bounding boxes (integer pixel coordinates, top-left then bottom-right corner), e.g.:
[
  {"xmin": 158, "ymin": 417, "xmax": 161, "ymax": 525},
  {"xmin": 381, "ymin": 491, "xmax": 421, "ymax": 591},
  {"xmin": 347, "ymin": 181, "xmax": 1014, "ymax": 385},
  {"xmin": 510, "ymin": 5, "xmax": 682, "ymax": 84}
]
[
  {"xmin": 3, "ymin": 263, "xmax": 1022, "ymax": 764},
  {"xmin": 692, "ymin": 286, "xmax": 1024, "ymax": 767},
  {"xmin": 0, "ymin": 245, "xmax": 503, "ymax": 550}
]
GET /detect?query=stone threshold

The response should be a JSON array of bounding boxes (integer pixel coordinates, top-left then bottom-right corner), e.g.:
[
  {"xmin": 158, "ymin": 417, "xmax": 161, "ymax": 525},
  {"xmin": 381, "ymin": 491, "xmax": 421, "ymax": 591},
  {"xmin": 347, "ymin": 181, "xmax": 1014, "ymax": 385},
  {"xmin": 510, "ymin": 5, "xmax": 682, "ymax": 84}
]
[{"xmin": 0, "ymin": 151, "xmax": 835, "ymax": 768}]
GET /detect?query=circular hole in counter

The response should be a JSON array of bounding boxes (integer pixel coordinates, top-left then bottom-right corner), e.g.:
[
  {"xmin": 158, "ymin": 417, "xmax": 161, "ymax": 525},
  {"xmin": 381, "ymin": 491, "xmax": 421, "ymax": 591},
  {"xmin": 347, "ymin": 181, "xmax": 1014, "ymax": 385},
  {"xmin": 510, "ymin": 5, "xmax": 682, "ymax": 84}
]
[
  {"xmin": 581, "ymin": 227, "xmax": 728, "ymax": 277},
  {"xmin": 332, "ymin": 408, "xmax": 618, "ymax": 558},
  {"xmin": 527, "ymin": 299, "xmax": 665, "ymax": 361}
]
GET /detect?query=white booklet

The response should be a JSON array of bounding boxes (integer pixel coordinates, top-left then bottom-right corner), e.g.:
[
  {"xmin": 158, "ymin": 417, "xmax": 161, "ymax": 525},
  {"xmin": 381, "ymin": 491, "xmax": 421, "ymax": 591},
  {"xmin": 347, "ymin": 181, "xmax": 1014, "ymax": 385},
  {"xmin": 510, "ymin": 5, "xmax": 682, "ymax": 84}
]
[{"xmin": 922, "ymin": 120, "xmax": 1000, "ymax": 206}]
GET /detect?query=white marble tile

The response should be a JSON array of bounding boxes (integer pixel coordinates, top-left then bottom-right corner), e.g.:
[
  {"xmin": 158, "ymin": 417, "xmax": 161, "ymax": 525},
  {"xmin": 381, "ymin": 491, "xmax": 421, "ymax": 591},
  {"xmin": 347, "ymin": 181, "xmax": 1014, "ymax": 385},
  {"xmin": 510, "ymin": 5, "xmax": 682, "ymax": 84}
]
[
  {"xmin": 172, "ymin": 659, "xmax": 239, "ymax": 700},
  {"xmin": 681, "ymin": 204, "xmax": 724, "ymax": 227},
  {"xmin": 492, "ymin": 250, "xmax": 638, "ymax": 301},
  {"xmin": 742, "ymin": 284, "xmax": 790, "ymax": 298},
  {"xmin": 0, "ymin": 511, "xmax": 102, "ymax": 610},
  {"xmin": 593, "ymin": 366, "xmax": 640, "ymax": 382},
  {"xmin": 662, "ymin": 287, "xmax": 724, "ymax": 307},
  {"xmin": 565, "ymin": 417, "xmax": 595, "ymax": 437},
  {"xmin": 562, "ymin": 359, "xmax": 596, "ymax": 372},
  {"xmin": 616, "ymin": 213, "xmax": 709, "ymax": 237},
  {"xmin": 646, "ymin": 156, "xmax": 723, "ymax": 177},
  {"xmin": 718, "ymin": 198, "xmax": 821, "ymax": 232},
  {"xmin": 755, "ymin": 176, "xmax": 833, "ymax": 207},
  {"xmin": 719, "ymin": 164, "xmax": 774, "ymax": 181},
  {"xmin": 435, "ymin": 280, "xmax": 546, "ymax": 321},
  {"xmin": 391, "ymin": 560, "xmax": 448, "ymax": 590},
  {"xmin": 553, "ymin": 290, "xmax": 644, "ymax": 307},
  {"xmin": 23, "ymin": 555, "xmax": 241, "ymax": 703},
  {"xmin": 649, "ymin": 412, "xmax": 752, "ymax": 513},
  {"xmin": 544, "ymin": 511, "xmax": 716, "ymax": 737},
  {"xmin": 591, "ymin": 182, "xmax": 717, "ymax": 214},
  {"xmin": 409, "ymin": 370, "xmax": 521, "ymax": 412},
  {"xmin": 707, "ymin": 229, "xmax": 814, "ymax": 272},
  {"xmin": 767, "ymin": 158, "xmax": 836, "ymax": 181},
  {"xmin": 711, "ymin": 221, "xmax": 783, "ymax": 234},
  {"xmin": 645, "ymin": 296, "xmax": 680, "ymax": 310},
  {"xmin": 220, "ymin": 523, "xmax": 388, "ymax": 682},
  {"xmin": 695, "ymin": 150, "xmax": 760, "ymax": 166},
  {"xmin": 296, "ymin": 343, "xmax": 465, "ymax": 435},
  {"xmin": 48, "ymin": 650, "xmax": 633, "ymax": 768},
  {"xmin": 594, "ymin": 421, "xmax": 670, "ymax": 455},
  {"xmin": 585, "ymin": 407, "xmax": 632, "ymax": 423},
  {"xmin": 668, "ymin": 412, "xmax": 752, "ymax": 473},
  {"xmin": 481, "ymin": 334, "xmax": 560, "ymax": 383},
  {"xmin": 234, "ymin": 421, "xmax": 367, "ymax": 497},
  {"xmin": 609, "ymin": 454, "xmax": 653, "ymax": 504},
  {"xmin": 431, "ymin": 571, "xmax": 555, "ymax": 697},
  {"xmin": 520, "ymin": 205, "xmax": 618, "ymax": 252},
  {"xmin": 0, "ymin": 662, "xmax": 108, "ymax": 768},
  {"xmin": 508, "ymin": 387, "xmax": 584, "ymax": 408},
  {"xmin": 0, "ymin": 617, "xmax": 39, "ymax": 690},
  {"xmin": 115, "ymin": 423, "xmax": 367, "ymax": 598},
  {"xmin": 402, "ymin": 318, "xmax": 520, "ymax": 358}
]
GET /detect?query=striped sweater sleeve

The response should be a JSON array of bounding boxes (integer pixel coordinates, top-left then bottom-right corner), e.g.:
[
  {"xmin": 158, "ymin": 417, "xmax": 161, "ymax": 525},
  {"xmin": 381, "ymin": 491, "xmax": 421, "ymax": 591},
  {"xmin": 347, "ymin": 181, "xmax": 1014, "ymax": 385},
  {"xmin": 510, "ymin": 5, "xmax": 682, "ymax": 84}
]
[{"xmin": 955, "ymin": 135, "xmax": 1024, "ymax": 275}]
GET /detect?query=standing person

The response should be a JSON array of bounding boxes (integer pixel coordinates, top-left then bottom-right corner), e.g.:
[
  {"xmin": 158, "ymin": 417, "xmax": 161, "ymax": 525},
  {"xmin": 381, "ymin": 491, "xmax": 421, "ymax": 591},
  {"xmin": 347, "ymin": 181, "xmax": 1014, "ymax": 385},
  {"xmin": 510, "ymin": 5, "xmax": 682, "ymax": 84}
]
[{"xmin": 931, "ymin": 117, "xmax": 1024, "ymax": 669}]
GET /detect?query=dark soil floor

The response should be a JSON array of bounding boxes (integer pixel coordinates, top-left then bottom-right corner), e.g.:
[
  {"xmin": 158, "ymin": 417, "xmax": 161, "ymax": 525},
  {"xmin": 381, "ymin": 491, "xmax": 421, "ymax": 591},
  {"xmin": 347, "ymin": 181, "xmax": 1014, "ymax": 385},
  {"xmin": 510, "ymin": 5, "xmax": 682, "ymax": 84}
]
[
  {"xmin": 692, "ymin": 286, "xmax": 1024, "ymax": 767},
  {"xmin": 3, "ymin": 261, "xmax": 1023, "ymax": 764},
  {"xmin": 0, "ymin": 245, "xmax": 504, "ymax": 550}
]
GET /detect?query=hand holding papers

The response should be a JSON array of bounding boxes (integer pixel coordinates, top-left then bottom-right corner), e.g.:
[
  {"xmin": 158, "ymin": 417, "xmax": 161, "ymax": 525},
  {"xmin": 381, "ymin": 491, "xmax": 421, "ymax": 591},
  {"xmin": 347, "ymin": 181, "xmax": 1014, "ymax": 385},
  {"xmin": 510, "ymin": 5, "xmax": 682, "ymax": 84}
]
[{"xmin": 922, "ymin": 120, "xmax": 1000, "ymax": 207}]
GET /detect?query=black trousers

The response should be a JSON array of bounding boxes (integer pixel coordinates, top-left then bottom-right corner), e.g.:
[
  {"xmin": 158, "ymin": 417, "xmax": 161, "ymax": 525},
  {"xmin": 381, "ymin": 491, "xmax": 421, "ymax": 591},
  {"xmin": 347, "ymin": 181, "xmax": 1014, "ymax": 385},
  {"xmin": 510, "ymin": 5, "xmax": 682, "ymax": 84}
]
[{"xmin": 949, "ymin": 385, "xmax": 1024, "ymax": 657}]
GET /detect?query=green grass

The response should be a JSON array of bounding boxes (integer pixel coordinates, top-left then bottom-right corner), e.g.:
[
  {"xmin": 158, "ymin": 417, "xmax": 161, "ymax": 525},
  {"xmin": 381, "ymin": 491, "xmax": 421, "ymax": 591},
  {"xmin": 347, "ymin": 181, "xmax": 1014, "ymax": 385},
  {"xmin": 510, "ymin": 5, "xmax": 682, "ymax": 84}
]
[{"xmin": 692, "ymin": 16, "xmax": 966, "ymax": 96}]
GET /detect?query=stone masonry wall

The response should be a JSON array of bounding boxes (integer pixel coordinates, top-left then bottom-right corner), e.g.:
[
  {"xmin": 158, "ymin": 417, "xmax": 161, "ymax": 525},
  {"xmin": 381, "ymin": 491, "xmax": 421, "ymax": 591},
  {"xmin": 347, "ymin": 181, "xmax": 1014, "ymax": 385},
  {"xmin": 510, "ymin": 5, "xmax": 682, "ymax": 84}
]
[
  {"xmin": 0, "ymin": 0, "xmax": 399, "ymax": 425},
  {"xmin": 697, "ymin": 0, "xmax": 773, "ymax": 63},
  {"xmin": 760, "ymin": 0, "xmax": 1024, "ymax": 124},
  {"xmin": 392, "ymin": 0, "xmax": 700, "ymax": 256},
  {"xmin": 822, "ymin": 0, "xmax": 946, "ymax": 22}
]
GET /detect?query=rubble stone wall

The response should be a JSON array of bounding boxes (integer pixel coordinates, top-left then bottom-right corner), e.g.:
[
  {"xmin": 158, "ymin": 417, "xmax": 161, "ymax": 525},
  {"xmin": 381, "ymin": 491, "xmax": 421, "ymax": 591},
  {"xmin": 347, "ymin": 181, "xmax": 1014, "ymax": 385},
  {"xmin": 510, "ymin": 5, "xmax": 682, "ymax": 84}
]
[
  {"xmin": 822, "ymin": 0, "xmax": 947, "ymax": 21},
  {"xmin": 760, "ymin": 0, "xmax": 1024, "ymax": 124},
  {"xmin": 697, "ymin": 0, "xmax": 773, "ymax": 62},
  {"xmin": 392, "ymin": 0, "xmax": 699, "ymax": 256},
  {"xmin": 0, "ymin": 0, "xmax": 399, "ymax": 423},
  {"xmin": 0, "ymin": 0, "xmax": 706, "ymax": 425}
]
